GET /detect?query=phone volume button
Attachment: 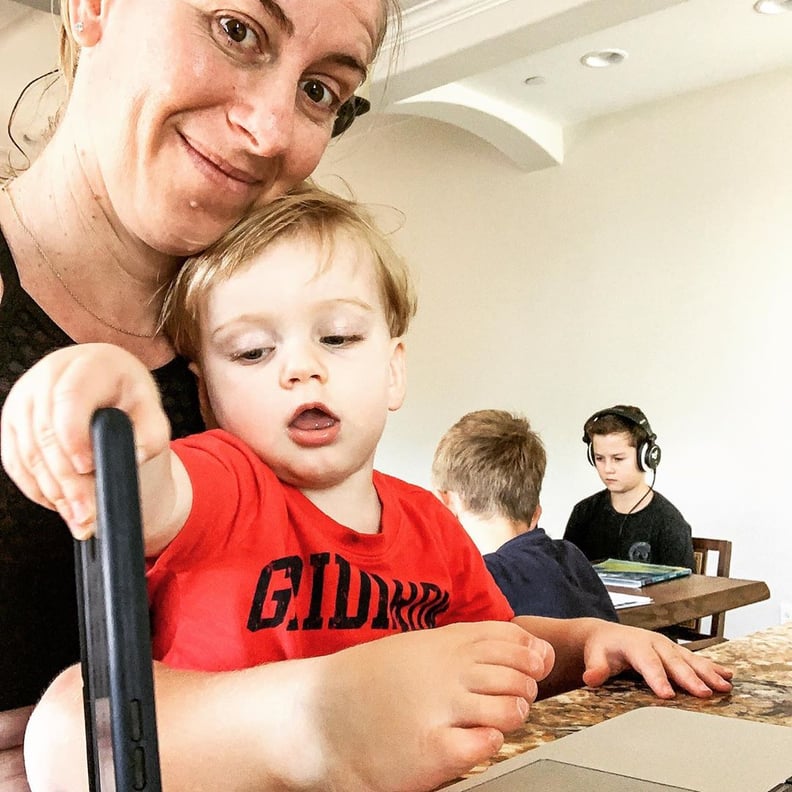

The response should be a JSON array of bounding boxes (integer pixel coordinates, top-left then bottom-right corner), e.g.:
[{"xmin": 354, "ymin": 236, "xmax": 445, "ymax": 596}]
[{"xmin": 130, "ymin": 698, "xmax": 143, "ymax": 742}]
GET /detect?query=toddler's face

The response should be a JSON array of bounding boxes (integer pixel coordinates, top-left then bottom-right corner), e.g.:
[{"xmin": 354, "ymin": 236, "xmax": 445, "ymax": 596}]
[{"xmin": 194, "ymin": 233, "xmax": 405, "ymax": 490}]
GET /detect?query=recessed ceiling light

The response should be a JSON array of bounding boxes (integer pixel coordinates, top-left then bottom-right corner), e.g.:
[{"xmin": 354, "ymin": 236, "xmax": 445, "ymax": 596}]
[
  {"xmin": 580, "ymin": 49, "xmax": 628, "ymax": 68},
  {"xmin": 523, "ymin": 76, "xmax": 546, "ymax": 86},
  {"xmin": 753, "ymin": 0, "xmax": 792, "ymax": 12}
]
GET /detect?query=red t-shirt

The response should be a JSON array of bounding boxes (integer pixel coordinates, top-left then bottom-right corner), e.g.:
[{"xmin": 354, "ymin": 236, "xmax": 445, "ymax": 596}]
[{"xmin": 147, "ymin": 430, "xmax": 514, "ymax": 671}]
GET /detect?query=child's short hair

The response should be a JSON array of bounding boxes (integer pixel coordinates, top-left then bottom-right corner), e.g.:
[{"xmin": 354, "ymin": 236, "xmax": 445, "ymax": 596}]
[
  {"xmin": 432, "ymin": 410, "xmax": 546, "ymax": 526},
  {"xmin": 583, "ymin": 405, "xmax": 649, "ymax": 448},
  {"xmin": 162, "ymin": 183, "xmax": 417, "ymax": 362}
]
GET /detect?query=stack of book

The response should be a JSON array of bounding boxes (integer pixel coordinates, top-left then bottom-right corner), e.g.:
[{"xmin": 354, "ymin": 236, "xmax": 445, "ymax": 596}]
[{"xmin": 594, "ymin": 558, "xmax": 692, "ymax": 589}]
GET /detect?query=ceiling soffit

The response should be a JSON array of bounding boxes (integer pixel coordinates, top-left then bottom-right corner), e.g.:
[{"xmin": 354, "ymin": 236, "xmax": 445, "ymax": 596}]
[{"xmin": 372, "ymin": 0, "xmax": 684, "ymax": 170}]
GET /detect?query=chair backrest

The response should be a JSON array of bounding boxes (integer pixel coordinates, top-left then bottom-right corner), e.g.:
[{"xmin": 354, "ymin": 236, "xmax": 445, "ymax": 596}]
[
  {"xmin": 681, "ymin": 537, "xmax": 733, "ymax": 648},
  {"xmin": 692, "ymin": 537, "xmax": 732, "ymax": 579}
]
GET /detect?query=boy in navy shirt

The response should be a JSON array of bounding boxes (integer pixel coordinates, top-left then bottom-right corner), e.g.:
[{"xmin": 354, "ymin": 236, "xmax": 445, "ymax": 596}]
[{"xmin": 433, "ymin": 409, "xmax": 617, "ymax": 621}]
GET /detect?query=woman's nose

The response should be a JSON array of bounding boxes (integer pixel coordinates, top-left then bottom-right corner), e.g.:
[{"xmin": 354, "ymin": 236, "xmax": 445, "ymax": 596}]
[{"xmin": 227, "ymin": 74, "xmax": 297, "ymax": 159}]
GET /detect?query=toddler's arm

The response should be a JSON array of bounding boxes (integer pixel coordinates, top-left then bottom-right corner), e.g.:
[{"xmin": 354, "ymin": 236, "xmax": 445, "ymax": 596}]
[
  {"xmin": 1, "ymin": 343, "xmax": 191, "ymax": 555},
  {"xmin": 513, "ymin": 615, "xmax": 733, "ymax": 700},
  {"xmin": 24, "ymin": 621, "xmax": 555, "ymax": 792}
]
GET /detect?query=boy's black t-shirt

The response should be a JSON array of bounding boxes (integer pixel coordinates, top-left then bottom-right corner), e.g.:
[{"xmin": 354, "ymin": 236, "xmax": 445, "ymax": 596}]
[{"xmin": 563, "ymin": 489, "xmax": 695, "ymax": 571}]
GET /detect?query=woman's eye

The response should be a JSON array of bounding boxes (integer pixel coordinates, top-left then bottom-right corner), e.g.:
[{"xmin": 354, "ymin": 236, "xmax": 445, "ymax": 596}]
[
  {"xmin": 218, "ymin": 16, "xmax": 259, "ymax": 49},
  {"xmin": 299, "ymin": 79, "xmax": 337, "ymax": 109}
]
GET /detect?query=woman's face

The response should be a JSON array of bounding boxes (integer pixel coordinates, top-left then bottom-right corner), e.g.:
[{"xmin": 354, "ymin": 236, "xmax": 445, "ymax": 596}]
[{"xmin": 69, "ymin": 0, "xmax": 382, "ymax": 255}]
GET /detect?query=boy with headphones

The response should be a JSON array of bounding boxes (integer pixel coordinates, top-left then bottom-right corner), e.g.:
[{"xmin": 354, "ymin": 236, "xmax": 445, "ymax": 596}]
[{"xmin": 563, "ymin": 405, "xmax": 695, "ymax": 570}]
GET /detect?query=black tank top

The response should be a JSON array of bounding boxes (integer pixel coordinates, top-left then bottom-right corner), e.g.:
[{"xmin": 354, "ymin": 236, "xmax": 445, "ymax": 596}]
[{"xmin": 0, "ymin": 229, "xmax": 204, "ymax": 710}]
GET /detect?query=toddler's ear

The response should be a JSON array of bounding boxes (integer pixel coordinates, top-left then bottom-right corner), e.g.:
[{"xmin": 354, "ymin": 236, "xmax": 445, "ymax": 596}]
[
  {"xmin": 387, "ymin": 339, "xmax": 407, "ymax": 412},
  {"xmin": 188, "ymin": 362, "xmax": 219, "ymax": 430}
]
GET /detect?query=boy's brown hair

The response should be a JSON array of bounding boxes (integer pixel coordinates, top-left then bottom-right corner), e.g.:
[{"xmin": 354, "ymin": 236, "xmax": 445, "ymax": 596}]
[
  {"xmin": 583, "ymin": 405, "xmax": 649, "ymax": 449},
  {"xmin": 432, "ymin": 409, "xmax": 546, "ymax": 526},
  {"xmin": 162, "ymin": 182, "xmax": 417, "ymax": 362}
]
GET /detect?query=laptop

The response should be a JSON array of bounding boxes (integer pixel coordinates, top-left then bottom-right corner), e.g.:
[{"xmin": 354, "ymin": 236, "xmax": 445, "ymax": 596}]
[
  {"xmin": 444, "ymin": 707, "xmax": 792, "ymax": 792},
  {"xmin": 74, "ymin": 407, "xmax": 163, "ymax": 791}
]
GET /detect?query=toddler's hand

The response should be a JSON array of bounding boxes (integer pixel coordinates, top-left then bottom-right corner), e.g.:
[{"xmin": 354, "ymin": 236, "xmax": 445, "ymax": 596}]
[
  {"xmin": 314, "ymin": 621, "xmax": 554, "ymax": 791},
  {"xmin": 580, "ymin": 619, "xmax": 733, "ymax": 699},
  {"xmin": 1, "ymin": 343, "xmax": 170, "ymax": 538}
]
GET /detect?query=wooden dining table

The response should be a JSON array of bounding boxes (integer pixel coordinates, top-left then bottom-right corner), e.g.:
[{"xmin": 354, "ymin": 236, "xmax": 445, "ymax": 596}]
[{"xmin": 609, "ymin": 573, "xmax": 770, "ymax": 630}]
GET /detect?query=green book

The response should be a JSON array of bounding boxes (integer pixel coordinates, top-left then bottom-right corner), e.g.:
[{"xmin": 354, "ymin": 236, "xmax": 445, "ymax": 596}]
[{"xmin": 593, "ymin": 558, "xmax": 692, "ymax": 589}]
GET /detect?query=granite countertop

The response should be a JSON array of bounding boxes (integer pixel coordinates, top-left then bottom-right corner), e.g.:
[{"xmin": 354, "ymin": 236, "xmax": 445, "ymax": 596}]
[{"xmin": 470, "ymin": 620, "xmax": 792, "ymax": 773}]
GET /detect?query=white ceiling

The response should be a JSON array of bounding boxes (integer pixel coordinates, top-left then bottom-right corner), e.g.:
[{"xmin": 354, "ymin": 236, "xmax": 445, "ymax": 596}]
[
  {"xmin": 2, "ymin": 0, "xmax": 792, "ymax": 171},
  {"xmin": 367, "ymin": 0, "xmax": 792, "ymax": 170}
]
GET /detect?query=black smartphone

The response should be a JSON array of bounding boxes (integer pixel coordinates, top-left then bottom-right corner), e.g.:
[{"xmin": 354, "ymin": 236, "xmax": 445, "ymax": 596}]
[{"xmin": 74, "ymin": 407, "xmax": 162, "ymax": 791}]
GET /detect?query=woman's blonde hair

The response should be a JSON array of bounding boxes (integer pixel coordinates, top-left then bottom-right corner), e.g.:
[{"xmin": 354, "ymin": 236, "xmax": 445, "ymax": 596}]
[
  {"xmin": 58, "ymin": 2, "xmax": 79, "ymax": 98},
  {"xmin": 162, "ymin": 182, "xmax": 416, "ymax": 362}
]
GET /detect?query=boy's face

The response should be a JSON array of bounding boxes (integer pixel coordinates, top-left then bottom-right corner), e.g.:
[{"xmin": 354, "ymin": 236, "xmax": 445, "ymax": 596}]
[
  {"xmin": 591, "ymin": 432, "xmax": 645, "ymax": 495},
  {"xmin": 194, "ymin": 232, "xmax": 406, "ymax": 490}
]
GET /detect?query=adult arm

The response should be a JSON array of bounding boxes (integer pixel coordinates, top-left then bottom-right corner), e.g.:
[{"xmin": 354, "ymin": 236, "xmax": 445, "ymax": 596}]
[
  {"xmin": 512, "ymin": 615, "xmax": 733, "ymax": 700},
  {"xmin": 0, "ymin": 343, "xmax": 192, "ymax": 555},
  {"xmin": 25, "ymin": 622, "xmax": 554, "ymax": 792}
]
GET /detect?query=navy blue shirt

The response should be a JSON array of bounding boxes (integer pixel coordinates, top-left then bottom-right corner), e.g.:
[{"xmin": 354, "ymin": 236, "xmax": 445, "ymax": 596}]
[{"xmin": 484, "ymin": 528, "xmax": 618, "ymax": 621}]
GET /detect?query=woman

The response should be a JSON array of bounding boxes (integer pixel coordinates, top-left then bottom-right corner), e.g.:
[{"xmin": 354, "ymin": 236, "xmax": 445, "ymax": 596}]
[
  {"xmin": 0, "ymin": 0, "xmax": 403, "ymax": 786},
  {"xmin": 2, "ymin": 3, "xmax": 557, "ymax": 790},
  {"xmin": 0, "ymin": 0, "xmax": 734, "ymax": 789}
]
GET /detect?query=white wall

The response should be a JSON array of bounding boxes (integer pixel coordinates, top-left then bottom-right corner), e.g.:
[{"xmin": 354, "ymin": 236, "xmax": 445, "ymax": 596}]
[{"xmin": 315, "ymin": 65, "xmax": 792, "ymax": 638}]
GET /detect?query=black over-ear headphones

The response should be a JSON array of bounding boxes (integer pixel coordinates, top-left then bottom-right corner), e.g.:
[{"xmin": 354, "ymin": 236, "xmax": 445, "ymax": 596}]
[
  {"xmin": 582, "ymin": 406, "xmax": 661, "ymax": 472},
  {"xmin": 332, "ymin": 95, "xmax": 371, "ymax": 138}
]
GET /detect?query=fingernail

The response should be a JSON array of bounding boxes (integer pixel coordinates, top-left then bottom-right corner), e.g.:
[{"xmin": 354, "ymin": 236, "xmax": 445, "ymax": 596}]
[
  {"xmin": 517, "ymin": 697, "xmax": 529, "ymax": 719},
  {"xmin": 72, "ymin": 521, "xmax": 95, "ymax": 541}
]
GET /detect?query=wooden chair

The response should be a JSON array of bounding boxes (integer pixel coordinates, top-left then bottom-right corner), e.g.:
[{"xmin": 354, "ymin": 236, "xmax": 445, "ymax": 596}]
[{"xmin": 668, "ymin": 537, "xmax": 733, "ymax": 651}]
